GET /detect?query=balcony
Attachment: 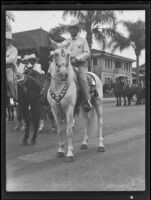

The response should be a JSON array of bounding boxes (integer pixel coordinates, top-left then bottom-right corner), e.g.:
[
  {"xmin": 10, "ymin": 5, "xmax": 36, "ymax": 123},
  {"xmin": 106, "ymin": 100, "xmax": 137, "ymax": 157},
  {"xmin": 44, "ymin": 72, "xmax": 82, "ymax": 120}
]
[{"xmin": 114, "ymin": 68, "xmax": 131, "ymax": 75}]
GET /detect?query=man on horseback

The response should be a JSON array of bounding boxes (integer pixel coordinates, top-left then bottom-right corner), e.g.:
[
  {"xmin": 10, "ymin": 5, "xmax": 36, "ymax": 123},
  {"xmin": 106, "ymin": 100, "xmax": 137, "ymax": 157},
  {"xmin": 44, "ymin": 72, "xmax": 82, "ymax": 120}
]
[
  {"xmin": 6, "ymin": 31, "xmax": 18, "ymax": 106},
  {"xmin": 56, "ymin": 19, "xmax": 92, "ymax": 112}
]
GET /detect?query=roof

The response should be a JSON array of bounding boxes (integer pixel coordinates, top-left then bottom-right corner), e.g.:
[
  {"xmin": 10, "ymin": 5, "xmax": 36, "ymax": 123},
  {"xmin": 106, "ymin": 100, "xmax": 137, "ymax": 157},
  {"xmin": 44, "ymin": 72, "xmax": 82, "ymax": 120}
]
[
  {"xmin": 13, "ymin": 28, "xmax": 65, "ymax": 51},
  {"xmin": 132, "ymin": 64, "xmax": 145, "ymax": 73},
  {"xmin": 91, "ymin": 49, "xmax": 136, "ymax": 62}
]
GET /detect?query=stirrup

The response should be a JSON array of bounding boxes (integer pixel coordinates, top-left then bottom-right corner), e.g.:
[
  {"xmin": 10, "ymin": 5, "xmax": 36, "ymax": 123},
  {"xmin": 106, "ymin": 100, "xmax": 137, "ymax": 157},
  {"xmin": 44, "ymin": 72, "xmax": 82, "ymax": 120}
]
[{"xmin": 10, "ymin": 98, "xmax": 14, "ymax": 106}]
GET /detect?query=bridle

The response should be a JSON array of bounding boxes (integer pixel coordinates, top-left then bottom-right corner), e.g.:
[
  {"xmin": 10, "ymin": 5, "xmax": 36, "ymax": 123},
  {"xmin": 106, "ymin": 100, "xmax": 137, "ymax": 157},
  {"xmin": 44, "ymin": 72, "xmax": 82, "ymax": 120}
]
[{"xmin": 50, "ymin": 48, "xmax": 70, "ymax": 82}]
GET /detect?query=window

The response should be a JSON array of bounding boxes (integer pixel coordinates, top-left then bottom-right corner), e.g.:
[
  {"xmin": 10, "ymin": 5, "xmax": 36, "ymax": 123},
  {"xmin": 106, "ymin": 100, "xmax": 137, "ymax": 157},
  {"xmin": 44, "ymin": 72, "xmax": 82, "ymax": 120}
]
[
  {"xmin": 93, "ymin": 57, "xmax": 98, "ymax": 66},
  {"xmin": 105, "ymin": 76, "xmax": 112, "ymax": 83},
  {"xmin": 105, "ymin": 59, "xmax": 112, "ymax": 68},
  {"xmin": 124, "ymin": 63, "xmax": 131, "ymax": 71},
  {"xmin": 115, "ymin": 61, "xmax": 122, "ymax": 68}
]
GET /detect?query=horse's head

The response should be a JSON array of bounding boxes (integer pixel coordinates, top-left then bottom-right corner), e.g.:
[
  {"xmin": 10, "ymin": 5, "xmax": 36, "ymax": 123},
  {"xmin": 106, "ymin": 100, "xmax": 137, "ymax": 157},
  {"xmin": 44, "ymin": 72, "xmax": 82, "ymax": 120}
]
[{"xmin": 50, "ymin": 48, "xmax": 70, "ymax": 81}]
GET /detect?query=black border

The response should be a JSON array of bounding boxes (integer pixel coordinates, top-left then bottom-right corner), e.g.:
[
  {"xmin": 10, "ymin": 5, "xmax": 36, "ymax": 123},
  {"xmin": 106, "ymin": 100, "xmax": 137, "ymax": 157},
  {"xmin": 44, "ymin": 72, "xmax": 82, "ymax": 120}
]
[{"xmin": 1, "ymin": 1, "xmax": 150, "ymax": 200}]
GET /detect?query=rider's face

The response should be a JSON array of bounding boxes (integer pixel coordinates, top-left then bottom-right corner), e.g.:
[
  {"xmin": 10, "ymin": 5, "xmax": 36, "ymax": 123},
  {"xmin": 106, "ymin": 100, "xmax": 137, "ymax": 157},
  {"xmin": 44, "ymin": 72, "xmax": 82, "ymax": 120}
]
[
  {"xmin": 29, "ymin": 59, "xmax": 36, "ymax": 65},
  {"xmin": 69, "ymin": 26, "xmax": 79, "ymax": 38}
]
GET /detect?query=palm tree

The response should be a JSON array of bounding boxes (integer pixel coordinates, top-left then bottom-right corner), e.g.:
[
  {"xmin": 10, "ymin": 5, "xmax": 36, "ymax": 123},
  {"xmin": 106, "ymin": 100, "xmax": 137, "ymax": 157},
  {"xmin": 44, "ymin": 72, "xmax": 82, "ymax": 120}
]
[
  {"xmin": 109, "ymin": 20, "xmax": 145, "ymax": 84},
  {"xmin": 49, "ymin": 11, "xmax": 121, "ymax": 71}
]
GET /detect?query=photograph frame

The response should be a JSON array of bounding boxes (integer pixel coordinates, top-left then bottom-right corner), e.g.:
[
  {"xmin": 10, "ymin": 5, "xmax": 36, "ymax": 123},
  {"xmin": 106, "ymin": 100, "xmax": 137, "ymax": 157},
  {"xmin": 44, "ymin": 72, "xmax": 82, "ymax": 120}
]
[{"xmin": 1, "ymin": 1, "xmax": 150, "ymax": 200}]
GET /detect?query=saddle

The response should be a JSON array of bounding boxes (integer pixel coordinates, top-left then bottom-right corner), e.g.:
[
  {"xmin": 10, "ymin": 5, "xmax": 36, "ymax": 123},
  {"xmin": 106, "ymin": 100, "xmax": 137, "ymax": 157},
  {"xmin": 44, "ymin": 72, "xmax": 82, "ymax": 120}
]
[
  {"xmin": 73, "ymin": 67, "xmax": 97, "ymax": 97},
  {"xmin": 73, "ymin": 67, "xmax": 98, "ymax": 115}
]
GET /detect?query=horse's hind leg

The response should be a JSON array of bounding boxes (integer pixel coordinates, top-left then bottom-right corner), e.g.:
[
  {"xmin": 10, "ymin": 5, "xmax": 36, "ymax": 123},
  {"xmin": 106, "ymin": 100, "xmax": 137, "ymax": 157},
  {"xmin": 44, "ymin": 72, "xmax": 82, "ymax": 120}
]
[
  {"xmin": 95, "ymin": 101, "xmax": 105, "ymax": 152},
  {"xmin": 80, "ymin": 109, "xmax": 89, "ymax": 150}
]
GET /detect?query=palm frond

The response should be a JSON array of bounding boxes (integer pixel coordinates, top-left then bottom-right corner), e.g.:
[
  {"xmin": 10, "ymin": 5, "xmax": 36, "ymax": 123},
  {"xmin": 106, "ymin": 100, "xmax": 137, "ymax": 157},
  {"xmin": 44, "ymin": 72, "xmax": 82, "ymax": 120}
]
[
  {"xmin": 107, "ymin": 29, "xmax": 131, "ymax": 52},
  {"xmin": 92, "ymin": 11, "xmax": 116, "ymax": 27},
  {"xmin": 63, "ymin": 11, "xmax": 86, "ymax": 23},
  {"xmin": 92, "ymin": 27, "xmax": 107, "ymax": 50}
]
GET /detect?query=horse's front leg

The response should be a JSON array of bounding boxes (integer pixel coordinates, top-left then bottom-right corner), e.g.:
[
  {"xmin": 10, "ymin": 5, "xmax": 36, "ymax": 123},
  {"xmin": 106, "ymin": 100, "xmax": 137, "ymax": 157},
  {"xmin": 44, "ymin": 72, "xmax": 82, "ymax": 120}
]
[
  {"xmin": 65, "ymin": 106, "xmax": 75, "ymax": 162},
  {"xmin": 22, "ymin": 115, "xmax": 30, "ymax": 145},
  {"xmin": 10, "ymin": 106, "xmax": 14, "ymax": 122},
  {"xmin": 52, "ymin": 108, "xmax": 65, "ymax": 157},
  {"xmin": 123, "ymin": 95, "xmax": 126, "ymax": 106},
  {"xmin": 31, "ymin": 118, "xmax": 40, "ymax": 145},
  {"xmin": 119, "ymin": 95, "xmax": 121, "ymax": 106},
  {"xmin": 31, "ymin": 104, "xmax": 41, "ymax": 145},
  {"xmin": 21, "ymin": 105, "xmax": 30, "ymax": 145},
  {"xmin": 116, "ymin": 95, "xmax": 119, "ymax": 106}
]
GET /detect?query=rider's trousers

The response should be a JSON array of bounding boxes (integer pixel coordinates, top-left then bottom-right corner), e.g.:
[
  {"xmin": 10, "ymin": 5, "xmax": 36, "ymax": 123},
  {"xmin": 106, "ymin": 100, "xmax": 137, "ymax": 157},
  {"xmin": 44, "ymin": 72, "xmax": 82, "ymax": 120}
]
[
  {"xmin": 77, "ymin": 65, "xmax": 89, "ymax": 103},
  {"xmin": 6, "ymin": 68, "xmax": 17, "ymax": 101}
]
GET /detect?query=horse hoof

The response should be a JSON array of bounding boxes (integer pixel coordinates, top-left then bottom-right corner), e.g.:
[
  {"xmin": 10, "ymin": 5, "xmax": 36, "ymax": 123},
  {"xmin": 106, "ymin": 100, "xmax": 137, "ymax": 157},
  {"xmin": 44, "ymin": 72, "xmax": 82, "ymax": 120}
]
[
  {"xmin": 64, "ymin": 156, "xmax": 74, "ymax": 162},
  {"xmin": 38, "ymin": 129, "xmax": 43, "ymax": 133},
  {"xmin": 21, "ymin": 140, "xmax": 28, "ymax": 145},
  {"xmin": 51, "ymin": 128, "xmax": 56, "ymax": 133},
  {"xmin": 21, "ymin": 127, "xmax": 26, "ymax": 132},
  {"xmin": 14, "ymin": 125, "xmax": 20, "ymax": 131},
  {"xmin": 97, "ymin": 146, "xmax": 105, "ymax": 152},
  {"xmin": 57, "ymin": 152, "xmax": 65, "ymax": 157},
  {"xmin": 80, "ymin": 144, "xmax": 88, "ymax": 149},
  {"xmin": 30, "ymin": 139, "xmax": 36, "ymax": 145}
]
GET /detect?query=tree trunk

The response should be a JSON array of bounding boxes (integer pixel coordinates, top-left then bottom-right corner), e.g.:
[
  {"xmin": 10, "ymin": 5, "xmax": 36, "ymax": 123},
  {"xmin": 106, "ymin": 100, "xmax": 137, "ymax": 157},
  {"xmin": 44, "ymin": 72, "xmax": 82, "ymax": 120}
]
[
  {"xmin": 136, "ymin": 54, "xmax": 139, "ymax": 84},
  {"xmin": 86, "ymin": 33, "xmax": 92, "ymax": 72}
]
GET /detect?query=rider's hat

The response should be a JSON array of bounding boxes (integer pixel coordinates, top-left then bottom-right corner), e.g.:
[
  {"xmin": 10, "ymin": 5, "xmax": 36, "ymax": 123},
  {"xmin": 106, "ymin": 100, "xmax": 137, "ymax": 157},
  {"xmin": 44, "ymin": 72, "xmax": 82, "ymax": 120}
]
[
  {"xmin": 23, "ymin": 55, "xmax": 30, "ymax": 61},
  {"xmin": 17, "ymin": 55, "xmax": 22, "ymax": 60},
  {"xmin": 28, "ymin": 54, "xmax": 39, "ymax": 60},
  {"xmin": 68, "ymin": 19, "xmax": 80, "ymax": 30},
  {"xmin": 6, "ymin": 31, "xmax": 13, "ymax": 40}
]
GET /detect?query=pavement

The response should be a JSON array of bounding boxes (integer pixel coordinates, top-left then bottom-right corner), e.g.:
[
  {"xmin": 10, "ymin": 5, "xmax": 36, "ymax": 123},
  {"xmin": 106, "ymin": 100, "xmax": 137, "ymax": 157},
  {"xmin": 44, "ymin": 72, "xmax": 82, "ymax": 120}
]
[
  {"xmin": 6, "ymin": 103, "xmax": 145, "ymax": 191},
  {"xmin": 103, "ymin": 97, "xmax": 116, "ymax": 103}
]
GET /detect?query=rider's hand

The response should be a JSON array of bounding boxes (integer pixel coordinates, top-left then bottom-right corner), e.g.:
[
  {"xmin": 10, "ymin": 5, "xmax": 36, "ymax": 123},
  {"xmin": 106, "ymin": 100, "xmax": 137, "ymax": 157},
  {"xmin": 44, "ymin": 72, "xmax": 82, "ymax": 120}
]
[{"xmin": 70, "ymin": 57, "xmax": 78, "ymax": 65}]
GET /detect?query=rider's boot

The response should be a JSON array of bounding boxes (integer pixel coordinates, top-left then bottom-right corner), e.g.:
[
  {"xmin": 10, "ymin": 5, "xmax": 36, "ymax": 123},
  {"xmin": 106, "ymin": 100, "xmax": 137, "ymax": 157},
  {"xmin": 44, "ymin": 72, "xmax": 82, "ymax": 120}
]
[{"xmin": 83, "ymin": 99, "xmax": 92, "ymax": 113}]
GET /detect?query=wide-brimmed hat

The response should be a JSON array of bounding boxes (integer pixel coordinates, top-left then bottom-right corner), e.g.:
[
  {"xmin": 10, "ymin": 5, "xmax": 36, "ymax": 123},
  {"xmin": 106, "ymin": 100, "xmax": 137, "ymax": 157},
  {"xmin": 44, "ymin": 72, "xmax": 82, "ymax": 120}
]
[
  {"xmin": 23, "ymin": 55, "xmax": 29, "ymax": 60},
  {"xmin": 28, "ymin": 54, "xmax": 39, "ymax": 60},
  {"xmin": 17, "ymin": 55, "xmax": 22, "ymax": 60},
  {"xmin": 67, "ymin": 19, "xmax": 80, "ymax": 30}
]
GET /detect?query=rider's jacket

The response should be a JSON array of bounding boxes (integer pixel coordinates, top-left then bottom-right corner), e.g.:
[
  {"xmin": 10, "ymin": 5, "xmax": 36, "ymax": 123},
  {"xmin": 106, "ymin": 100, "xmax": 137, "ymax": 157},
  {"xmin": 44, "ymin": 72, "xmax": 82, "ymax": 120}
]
[
  {"xmin": 6, "ymin": 45, "xmax": 18, "ymax": 68},
  {"xmin": 59, "ymin": 36, "xmax": 90, "ymax": 62}
]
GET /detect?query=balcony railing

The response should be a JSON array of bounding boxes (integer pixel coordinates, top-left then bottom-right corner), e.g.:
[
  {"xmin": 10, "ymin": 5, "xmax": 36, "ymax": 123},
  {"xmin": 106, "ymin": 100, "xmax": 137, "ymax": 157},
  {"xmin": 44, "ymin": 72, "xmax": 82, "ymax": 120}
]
[{"xmin": 114, "ymin": 68, "xmax": 131, "ymax": 75}]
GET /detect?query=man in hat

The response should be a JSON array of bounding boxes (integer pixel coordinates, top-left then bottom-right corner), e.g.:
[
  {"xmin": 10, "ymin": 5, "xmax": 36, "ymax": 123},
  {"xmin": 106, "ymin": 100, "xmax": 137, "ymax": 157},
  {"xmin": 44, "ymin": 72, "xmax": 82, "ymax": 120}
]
[
  {"xmin": 50, "ymin": 19, "xmax": 92, "ymax": 112},
  {"xmin": 6, "ymin": 31, "xmax": 18, "ymax": 106},
  {"xmin": 16, "ymin": 56, "xmax": 25, "ymax": 74}
]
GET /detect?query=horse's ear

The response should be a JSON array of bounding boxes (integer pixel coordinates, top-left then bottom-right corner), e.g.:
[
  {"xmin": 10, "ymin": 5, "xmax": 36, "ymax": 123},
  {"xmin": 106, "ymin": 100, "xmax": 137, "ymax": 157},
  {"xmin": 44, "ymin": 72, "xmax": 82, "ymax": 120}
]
[{"xmin": 49, "ymin": 37, "xmax": 59, "ymax": 50}]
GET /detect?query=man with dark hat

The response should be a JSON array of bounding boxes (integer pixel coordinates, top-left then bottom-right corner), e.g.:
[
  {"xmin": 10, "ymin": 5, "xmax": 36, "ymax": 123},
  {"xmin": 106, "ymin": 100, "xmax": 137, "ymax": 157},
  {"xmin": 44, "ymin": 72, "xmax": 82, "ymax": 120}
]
[
  {"xmin": 50, "ymin": 19, "xmax": 92, "ymax": 112},
  {"xmin": 6, "ymin": 31, "xmax": 18, "ymax": 106}
]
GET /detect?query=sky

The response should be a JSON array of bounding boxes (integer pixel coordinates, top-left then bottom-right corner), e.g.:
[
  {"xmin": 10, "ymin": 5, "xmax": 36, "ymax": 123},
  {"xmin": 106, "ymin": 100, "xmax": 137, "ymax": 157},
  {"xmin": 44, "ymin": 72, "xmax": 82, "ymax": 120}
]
[{"xmin": 9, "ymin": 10, "xmax": 145, "ymax": 67}]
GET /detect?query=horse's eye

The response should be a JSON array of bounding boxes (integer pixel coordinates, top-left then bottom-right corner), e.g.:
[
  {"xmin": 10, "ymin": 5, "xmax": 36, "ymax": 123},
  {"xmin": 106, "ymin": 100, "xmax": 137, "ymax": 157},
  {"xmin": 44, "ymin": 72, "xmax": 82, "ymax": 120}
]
[{"xmin": 55, "ymin": 53, "xmax": 59, "ymax": 57}]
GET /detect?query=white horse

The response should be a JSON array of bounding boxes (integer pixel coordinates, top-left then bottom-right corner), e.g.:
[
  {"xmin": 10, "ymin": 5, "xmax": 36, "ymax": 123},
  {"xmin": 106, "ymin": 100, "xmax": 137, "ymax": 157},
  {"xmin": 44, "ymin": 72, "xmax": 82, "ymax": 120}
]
[{"xmin": 47, "ymin": 47, "xmax": 104, "ymax": 162}]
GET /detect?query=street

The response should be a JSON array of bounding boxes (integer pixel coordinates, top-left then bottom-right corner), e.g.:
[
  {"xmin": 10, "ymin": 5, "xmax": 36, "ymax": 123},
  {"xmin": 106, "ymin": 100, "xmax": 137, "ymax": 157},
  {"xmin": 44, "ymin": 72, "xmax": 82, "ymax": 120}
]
[{"xmin": 6, "ymin": 102, "xmax": 145, "ymax": 191}]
